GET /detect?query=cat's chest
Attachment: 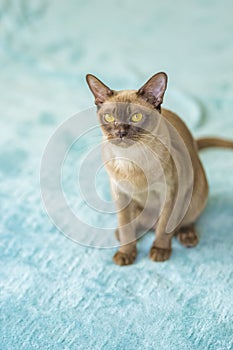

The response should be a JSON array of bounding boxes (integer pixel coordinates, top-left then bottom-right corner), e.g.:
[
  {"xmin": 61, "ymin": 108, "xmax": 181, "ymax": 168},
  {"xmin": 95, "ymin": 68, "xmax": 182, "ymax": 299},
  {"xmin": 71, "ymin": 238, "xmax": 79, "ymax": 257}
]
[
  {"xmin": 105, "ymin": 151, "xmax": 165, "ymax": 188},
  {"xmin": 102, "ymin": 141, "xmax": 172, "ymax": 197},
  {"xmin": 109, "ymin": 165, "xmax": 166, "ymax": 211},
  {"xmin": 112, "ymin": 158, "xmax": 138, "ymax": 174},
  {"xmin": 111, "ymin": 158, "xmax": 144, "ymax": 178},
  {"xmin": 104, "ymin": 148, "xmax": 172, "ymax": 211},
  {"xmin": 105, "ymin": 157, "xmax": 147, "ymax": 190}
]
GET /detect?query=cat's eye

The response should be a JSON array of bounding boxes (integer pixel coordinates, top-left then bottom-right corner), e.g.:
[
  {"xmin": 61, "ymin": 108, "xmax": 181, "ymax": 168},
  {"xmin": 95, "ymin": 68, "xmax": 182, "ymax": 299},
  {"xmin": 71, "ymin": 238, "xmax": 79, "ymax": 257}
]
[
  {"xmin": 131, "ymin": 113, "xmax": 143, "ymax": 122},
  {"xmin": 104, "ymin": 113, "xmax": 115, "ymax": 123}
]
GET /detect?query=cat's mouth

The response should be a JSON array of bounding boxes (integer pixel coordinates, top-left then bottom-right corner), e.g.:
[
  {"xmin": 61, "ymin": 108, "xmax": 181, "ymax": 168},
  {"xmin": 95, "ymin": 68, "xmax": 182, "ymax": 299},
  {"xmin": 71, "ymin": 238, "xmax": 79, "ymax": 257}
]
[
  {"xmin": 101, "ymin": 123, "xmax": 153, "ymax": 147},
  {"xmin": 108, "ymin": 137, "xmax": 134, "ymax": 147},
  {"xmin": 106, "ymin": 132, "xmax": 151, "ymax": 147}
]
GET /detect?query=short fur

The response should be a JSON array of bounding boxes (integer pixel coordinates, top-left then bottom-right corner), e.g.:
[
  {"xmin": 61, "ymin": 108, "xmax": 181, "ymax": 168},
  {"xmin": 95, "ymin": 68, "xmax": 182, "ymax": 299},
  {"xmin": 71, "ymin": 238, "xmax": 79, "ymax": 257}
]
[{"xmin": 86, "ymin": 73, "xmax": 233, "ymax": 265}]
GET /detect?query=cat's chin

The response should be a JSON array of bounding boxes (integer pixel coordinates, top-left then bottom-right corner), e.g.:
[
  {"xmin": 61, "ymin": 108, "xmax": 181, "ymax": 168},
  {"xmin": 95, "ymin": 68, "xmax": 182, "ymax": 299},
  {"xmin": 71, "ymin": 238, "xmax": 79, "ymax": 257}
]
[{"xmin": 108, "ymin": 138, "xmax": 135, "ymax": 148}]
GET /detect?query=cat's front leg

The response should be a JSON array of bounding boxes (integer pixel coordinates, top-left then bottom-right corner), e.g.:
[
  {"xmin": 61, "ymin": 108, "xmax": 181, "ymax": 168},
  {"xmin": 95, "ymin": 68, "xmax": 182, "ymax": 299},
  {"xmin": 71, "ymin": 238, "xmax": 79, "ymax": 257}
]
[
  {"xmin": 113, "ymin": 194, "xmax": 138, "ymax": 266},
  {"xmin": 150, "ymin": 185, "xmax": 177, "ymax": 262}
]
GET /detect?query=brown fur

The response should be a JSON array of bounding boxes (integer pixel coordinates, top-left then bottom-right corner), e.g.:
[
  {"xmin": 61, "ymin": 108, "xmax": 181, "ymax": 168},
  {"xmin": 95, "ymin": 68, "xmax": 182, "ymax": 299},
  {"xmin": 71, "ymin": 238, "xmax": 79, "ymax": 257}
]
[
  {"xmin": 196, "ymin": 137, "xmax": 233, "ymax": 150},
  {"xmin": 86, "ymin": 73, "xmax": 233, "ymax": 266}
]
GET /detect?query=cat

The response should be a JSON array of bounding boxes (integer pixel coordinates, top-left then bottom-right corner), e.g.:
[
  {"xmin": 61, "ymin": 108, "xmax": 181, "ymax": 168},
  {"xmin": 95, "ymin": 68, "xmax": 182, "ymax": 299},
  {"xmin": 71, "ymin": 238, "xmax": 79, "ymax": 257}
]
[{"xmin": 86, "ymin": 72, "xmax": 233, "ymax": 266}]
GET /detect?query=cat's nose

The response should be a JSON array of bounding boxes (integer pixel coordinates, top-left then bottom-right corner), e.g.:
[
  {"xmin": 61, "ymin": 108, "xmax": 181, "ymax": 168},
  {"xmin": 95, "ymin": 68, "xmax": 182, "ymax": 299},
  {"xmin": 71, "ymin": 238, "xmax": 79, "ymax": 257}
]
[{"xmin": 117, "ymin": 130, "xmax": 128, "ymax": 139}]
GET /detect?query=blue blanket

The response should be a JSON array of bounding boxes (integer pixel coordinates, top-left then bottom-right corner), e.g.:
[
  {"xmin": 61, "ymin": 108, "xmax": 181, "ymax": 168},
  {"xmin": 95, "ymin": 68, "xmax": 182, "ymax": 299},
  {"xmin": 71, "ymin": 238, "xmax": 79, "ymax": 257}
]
[{"xmin": 1, "ymin": 1, "xmax": 233, "ymax": 349}]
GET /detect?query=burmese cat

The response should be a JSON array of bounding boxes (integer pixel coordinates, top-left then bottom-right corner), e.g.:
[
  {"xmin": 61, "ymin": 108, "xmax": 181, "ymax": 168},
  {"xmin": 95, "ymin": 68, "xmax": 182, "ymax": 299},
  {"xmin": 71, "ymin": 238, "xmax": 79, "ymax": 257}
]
[{"xmin": 86, "ymin": 72, "xmax": 233, "ymax": 266}]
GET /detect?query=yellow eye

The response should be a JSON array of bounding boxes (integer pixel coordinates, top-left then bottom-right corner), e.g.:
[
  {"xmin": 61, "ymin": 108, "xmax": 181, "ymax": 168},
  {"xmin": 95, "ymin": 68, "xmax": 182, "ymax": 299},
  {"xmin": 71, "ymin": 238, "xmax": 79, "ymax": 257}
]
[
  {"xmin": 131, "ymin": 113, "xmax": 143, "ymax": 122},
  {"xmin": 104, "ymin": 113, "xmax": 115, "ymax": 123}
]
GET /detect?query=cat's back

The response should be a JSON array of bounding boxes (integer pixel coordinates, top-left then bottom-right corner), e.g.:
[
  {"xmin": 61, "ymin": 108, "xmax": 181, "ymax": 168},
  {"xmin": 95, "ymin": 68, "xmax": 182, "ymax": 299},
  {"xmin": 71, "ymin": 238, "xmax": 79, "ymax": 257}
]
[{"xmin": 161, "ymin": 108, "xmax": 198, "ymax": 155}]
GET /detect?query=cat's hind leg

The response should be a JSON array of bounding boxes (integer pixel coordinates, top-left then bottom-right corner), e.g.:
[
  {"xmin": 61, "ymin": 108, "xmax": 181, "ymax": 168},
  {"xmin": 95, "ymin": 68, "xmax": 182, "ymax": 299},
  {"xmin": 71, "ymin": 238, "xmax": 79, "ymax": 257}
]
[{"xmin": 175, "ymin": 223, "xmax": 198, "ymax": 247}]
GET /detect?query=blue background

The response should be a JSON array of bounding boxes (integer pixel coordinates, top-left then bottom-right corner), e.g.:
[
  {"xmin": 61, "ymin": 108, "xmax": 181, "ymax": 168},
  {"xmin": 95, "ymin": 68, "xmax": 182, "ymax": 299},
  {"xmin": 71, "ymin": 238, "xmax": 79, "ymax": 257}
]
[{"xmin": 0, "ymin": 0, "xmax": 233, "ymax": 349}]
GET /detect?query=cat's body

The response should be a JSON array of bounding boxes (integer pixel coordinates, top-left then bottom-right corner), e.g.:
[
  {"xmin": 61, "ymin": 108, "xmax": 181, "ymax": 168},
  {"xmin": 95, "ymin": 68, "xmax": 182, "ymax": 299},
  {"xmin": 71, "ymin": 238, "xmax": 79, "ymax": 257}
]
[
  {"xmin": 86, "ymin": 73, "xmax": 233, "ymax": 265},
  {"xmin": 103, "ymin": 107, "xmax": 208, "ymax": 227}
]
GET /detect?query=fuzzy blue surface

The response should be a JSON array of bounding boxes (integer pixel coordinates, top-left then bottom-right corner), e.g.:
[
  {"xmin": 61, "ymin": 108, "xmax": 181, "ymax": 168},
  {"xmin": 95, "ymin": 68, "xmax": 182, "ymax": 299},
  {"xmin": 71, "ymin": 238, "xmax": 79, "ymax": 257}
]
[{"xmin": 0, "ymin": 1, "xmax": 233, "ymax": 349}]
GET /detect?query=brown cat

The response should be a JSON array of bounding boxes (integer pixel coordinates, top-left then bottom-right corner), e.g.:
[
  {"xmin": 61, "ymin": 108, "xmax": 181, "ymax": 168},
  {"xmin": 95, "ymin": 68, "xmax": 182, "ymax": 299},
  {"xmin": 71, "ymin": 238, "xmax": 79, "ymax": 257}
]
[{"xmin": 86, "ymin": 72, "xmax": 233, "ymax": 266}]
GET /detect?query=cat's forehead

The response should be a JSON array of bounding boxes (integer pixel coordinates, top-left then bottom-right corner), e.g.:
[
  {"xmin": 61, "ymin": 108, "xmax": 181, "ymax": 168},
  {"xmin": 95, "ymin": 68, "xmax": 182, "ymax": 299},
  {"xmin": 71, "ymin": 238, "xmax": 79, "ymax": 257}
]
[
  {"xmin": 109, "ymin": 90, "xmax": 138, "ymax": 102},
  {"xmin": 98, "ymin": 90, "xmax": 154, "ymax": 115},
  {"xmin": 109, "ymin": 90, "xmax": 153, "ymax": 106}
]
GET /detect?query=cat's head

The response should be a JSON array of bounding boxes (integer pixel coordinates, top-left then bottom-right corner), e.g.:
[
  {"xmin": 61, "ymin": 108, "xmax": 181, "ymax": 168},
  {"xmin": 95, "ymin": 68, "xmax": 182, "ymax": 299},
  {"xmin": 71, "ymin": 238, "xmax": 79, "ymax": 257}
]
[{"xmin": 86, "ymin": 72, "xmax": 168, "ymax": 147}]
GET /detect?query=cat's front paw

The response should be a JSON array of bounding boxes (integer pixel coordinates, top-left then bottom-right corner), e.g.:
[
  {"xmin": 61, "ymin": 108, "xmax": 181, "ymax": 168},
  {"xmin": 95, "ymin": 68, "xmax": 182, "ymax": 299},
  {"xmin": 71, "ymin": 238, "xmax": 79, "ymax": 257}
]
[
  {"xmin": 113, "ymin": 248, "xmax": 137, "ymax": 266},
  {"xmin": 149, "ymin": 245, "xmax": 171, "ymax": 262}
]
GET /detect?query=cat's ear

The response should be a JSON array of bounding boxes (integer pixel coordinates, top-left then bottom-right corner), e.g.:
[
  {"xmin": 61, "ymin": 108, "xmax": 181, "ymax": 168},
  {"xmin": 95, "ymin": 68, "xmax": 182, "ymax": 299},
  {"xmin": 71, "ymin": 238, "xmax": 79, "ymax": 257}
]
[
  {"xmin": 86, "ymin": 74, "xmax": 114, "ymax": 105},
  {"xmin": 137, "ymin": 72, "xmax": 168, "ymax": 110}
]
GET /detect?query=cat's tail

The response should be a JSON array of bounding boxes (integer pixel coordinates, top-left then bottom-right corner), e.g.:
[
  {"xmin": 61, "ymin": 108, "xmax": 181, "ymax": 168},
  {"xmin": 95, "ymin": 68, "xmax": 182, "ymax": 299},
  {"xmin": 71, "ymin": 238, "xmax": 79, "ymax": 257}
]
[{"xmin": 196, "ymin": 137, "xmax": 233, "ymax": 151}]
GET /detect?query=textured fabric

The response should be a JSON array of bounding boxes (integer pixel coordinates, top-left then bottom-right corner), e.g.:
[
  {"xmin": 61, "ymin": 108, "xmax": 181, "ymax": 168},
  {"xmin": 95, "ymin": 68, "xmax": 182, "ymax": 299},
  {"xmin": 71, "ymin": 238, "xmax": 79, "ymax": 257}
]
[{"xmin": 1, "ymin": 1, "xmax": 233, "ymax": 349}]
